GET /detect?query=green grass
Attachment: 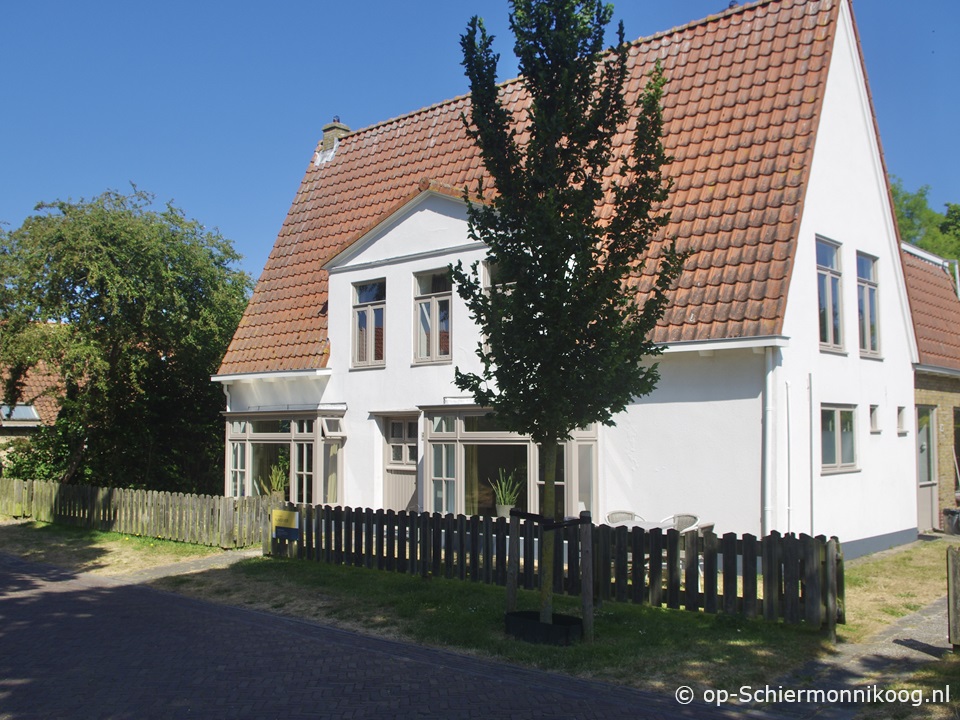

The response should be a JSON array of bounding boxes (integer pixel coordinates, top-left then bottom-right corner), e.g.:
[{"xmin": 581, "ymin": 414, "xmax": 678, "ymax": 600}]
[
  {"xmin": 229, "ymin": 557, "xmax": 829, "ymax": 690},
  {"xmin": 16, "ymin": 521, "xmax": 215, "ymax": 558}
]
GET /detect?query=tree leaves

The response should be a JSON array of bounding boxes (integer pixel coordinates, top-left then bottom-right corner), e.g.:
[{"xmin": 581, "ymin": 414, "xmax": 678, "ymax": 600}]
[{"xmin": 0, "ymin": 188, "xmax": 252, "ymax": 492}]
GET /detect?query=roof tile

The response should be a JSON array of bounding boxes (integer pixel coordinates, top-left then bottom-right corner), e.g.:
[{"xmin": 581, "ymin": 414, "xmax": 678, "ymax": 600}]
[{"xmin": 219, "ymin": 0, "xmax": 841, "ymax": 374}]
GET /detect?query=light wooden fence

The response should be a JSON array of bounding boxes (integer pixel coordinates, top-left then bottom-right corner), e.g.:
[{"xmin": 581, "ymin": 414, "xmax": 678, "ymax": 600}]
[
  {"xmin": 267, "ymin": 503, "xmax": 845, "ymax": 630},
  {"xmin": 0, "ymin": 478, "xmax": 268, "ymax": 548}
]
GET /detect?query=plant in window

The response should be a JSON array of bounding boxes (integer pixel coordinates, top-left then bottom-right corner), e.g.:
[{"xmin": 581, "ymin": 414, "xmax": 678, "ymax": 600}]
[
  {"xmin": 491, "ymin": 468, "xmax": 522, "ymax": 515},
  {"xmin": 261, "ymin": 454, "xmax": 290, "ymax": 498},
  {"xmin": 456, "ymin": 0, "xmax": 684, "ymax": 624}
]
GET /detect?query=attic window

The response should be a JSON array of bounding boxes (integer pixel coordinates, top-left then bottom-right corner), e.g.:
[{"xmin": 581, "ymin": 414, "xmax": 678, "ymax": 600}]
[{"xmin": 0, "ymin": 404, "xmax": 41, "ymax": 427}]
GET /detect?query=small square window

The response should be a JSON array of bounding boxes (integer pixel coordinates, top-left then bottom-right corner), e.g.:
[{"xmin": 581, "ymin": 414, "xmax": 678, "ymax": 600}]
[
  {"xmin": 897, "ymin": 406, "xmax": 907, "ymax": 434},
  {"xmin": 322, "ymin": 418, "xmax": 344, "ymax": 437},
  {"xmin": 869, "ymin": 405, "xmax": 880, "ymax": 433},
  {"xmin": 432, "ymin": 416, "xmax": 455, "ymax": 434}
]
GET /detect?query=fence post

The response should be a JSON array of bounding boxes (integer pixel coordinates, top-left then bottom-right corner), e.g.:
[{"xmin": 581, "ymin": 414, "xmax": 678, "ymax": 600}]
[
  {"xmin": 219, "ymin": 496, "xmax": 236, "ymax": 549},
  {"xmin": 947, "ymin": 546, "xmax": 959, "ymax": 651},
  {"xmin": 823, "ymin": 538, "xmax": 838, "ymax": 642},
  {"xmin": 506, "ymin": 513, "xmax": 520, "ymax": 612},
  {"xmin": 580, "ymin": 511, "xmax": 594, "ymax": 643}
]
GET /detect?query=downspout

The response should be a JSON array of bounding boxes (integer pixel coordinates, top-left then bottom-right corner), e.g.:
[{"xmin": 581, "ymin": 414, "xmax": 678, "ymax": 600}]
[
  {"xmin": 761, "ymin": 347, "xmax": 776, "ymax": 536},
  {"xmin": 785, "ymin": 380, "xmax": 792, "ymax": 534},
  {"xmin": 808, "ymin": 373, "xmax": 816, "ymax": 536}
]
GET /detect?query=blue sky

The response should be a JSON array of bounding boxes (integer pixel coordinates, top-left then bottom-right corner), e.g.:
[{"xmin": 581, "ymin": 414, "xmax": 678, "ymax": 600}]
[{"xmin": 2, "ymin": 1, "xmax": 957, "ymax": 280}]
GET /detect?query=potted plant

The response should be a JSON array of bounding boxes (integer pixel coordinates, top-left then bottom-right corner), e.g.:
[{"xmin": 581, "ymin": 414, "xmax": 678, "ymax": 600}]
[
  {"xmin": 491, "ymin": 468, "xmax": 522, "ymax": 518},
  {"xmin": 260, "ymin": 455, "xmax": 290, "ymax": 500}
]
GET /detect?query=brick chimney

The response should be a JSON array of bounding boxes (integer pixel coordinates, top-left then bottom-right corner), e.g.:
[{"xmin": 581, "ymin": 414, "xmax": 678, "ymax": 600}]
[{"xmin": 321, "ymin": 117, "xmax": 350, "ymax": 152}]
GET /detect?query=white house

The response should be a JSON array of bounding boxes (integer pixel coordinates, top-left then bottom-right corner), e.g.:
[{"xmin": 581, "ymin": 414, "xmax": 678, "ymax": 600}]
[{"xmin": 215, "ymin": 0, "xmax": 919, "ymax": 558}]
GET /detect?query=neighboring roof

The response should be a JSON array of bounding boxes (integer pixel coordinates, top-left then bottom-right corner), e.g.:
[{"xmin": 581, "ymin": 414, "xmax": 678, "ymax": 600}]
[
  {"xmin": 219, "ymin": 0, "xmax": 844, "ymax": 375},
  {"xmin": 1, "ymin": 360, "xmax": 60, "ymax": 428},
  {"xmin": 901, "ymin": 244, "xmax": 960, "ymax": 374}
]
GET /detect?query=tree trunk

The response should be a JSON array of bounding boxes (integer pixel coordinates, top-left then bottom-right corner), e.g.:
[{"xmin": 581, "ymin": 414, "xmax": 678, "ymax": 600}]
[{"xmin": 539, "ymin": 441, "xmax": 557, "ymax": 623}]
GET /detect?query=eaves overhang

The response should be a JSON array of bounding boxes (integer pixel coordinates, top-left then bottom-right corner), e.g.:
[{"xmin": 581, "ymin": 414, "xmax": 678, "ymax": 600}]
[
  {"xmin": 914, "ymin": 364, "xmax": 960, "ymax": 381},
  {"xmin": 658, "ymin": 335, "xmax": 790, "ymax": 355},
  {"xmin": 212, "ymin": 368, "xmax": 333, "ymax": 384}
]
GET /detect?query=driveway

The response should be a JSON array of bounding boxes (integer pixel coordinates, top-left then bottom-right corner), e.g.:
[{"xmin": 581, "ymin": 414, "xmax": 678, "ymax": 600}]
[{"xmin": 0, "ymin": 552, "xmax": 751, "ymax": 719}]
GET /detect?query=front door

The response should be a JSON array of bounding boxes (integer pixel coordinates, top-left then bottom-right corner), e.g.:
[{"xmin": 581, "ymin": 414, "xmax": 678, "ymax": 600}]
[{"xmin": 917, "ymin": 406, "xmax": 938, "ymax": 530}]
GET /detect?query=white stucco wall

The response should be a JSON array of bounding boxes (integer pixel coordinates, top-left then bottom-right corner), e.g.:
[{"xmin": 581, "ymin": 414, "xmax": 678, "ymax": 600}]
[
  {"xmin": 598, "ymin": 349, "xmax": 765, "ymax": 535},
  {"xmin": 774, "ymin": 0, "xmax": 917, "ymax": 550}
]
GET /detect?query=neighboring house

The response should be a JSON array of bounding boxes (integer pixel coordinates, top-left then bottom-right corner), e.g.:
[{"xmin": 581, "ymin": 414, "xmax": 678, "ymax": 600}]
[
  {"xmin": 900, "ymin": 243, "xmax": 960, "ymax": 530},
  {"xmin": 215, "ymin": 0, "xmax": 919, "ymax": 558},
  {"xmin": 0, "ymin": 361, "xmax": 59, "ymax": 438},
  {"xmin": 0, "ymin": 361, "xmax": 60, "ymax": 472}
]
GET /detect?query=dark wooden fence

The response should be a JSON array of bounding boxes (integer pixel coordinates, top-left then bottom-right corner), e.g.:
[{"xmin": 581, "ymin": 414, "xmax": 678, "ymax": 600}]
[
  {"xmin": 0, "ymin": 478, "xmax": 267, "ymax": 548},
  {"xmin": 267, "ymin": 503, "xmax": 845, "ymax": 631}
]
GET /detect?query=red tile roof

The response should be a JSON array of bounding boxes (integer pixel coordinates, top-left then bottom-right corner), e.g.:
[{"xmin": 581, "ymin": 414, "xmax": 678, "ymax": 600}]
[
  {"xmin": 901, "ymin": 247, "xmax": 960, "ymax": 373},
  {"xmin": 219, "ymin": 0, "xmax": 843, "ymax": 375},
  {"xmin": 1, "ymin": 360, "xmax": 60, "ymax": 427}
]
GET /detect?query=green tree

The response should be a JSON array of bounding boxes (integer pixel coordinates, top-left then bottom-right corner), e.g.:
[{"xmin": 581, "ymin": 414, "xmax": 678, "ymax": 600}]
[
  {"xmin": 0, "ymin": 189, "xmax": 251, "ymax": 493},
  {"xmin": 890, "ymin": 177, "xmax": 960, "ymax": 260},
  {"xmin": 455, "ymin": 0, "xmax": 684, "ymax": 623}
]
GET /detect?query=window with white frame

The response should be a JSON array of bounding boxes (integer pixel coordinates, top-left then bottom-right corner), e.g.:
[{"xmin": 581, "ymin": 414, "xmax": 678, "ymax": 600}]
[
  {"xmin": 869, "ymin": 405, "xmax": 880, "ymax": 433},
  {"xmin": 423, "ymin": 411, "xmax": 596, "ymax": 518},
  {"xmin": 821, "ymin": 405, "xmax": 856, "ymax": 472},
  {"xmin": 816, "ymin": 239, "xmax": 842, "ymax": 350},
  {"xmin": 414, "ymin": 271, "xmax": 451, "ymax": 363},
  {"xmin": 353, "ymin": 280, "xmax": 386, "ymax": 366},
  {"xmin": 387, "ymin": 417, "xmax": 418, "ymax": 467},
  {"xmin": 857, "ymin": 253, "xmax": 880, "ymax": 355},
  {"xmin": 224, "ymin": 415, "xmax": 343, "ymax": 503}
]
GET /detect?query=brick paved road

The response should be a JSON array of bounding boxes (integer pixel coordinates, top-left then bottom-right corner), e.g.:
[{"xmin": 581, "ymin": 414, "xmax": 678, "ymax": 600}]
[{"xmin": 0, "ymin": 553, "xmax": 757, "ymax": 720}]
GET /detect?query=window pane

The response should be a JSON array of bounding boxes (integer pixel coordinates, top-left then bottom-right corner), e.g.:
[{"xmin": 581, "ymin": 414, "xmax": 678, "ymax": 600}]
[
  {"xmin": 432, "ymin": 416, "xmax": 454, "ymax": 433},
  {"xmin": 391, "ymin": 444, "xmax": 403, "ymax": 463},
  {"xmin": 407, "ymin": 444, "xmax": 417, "ymax": 463},
  {"xmin": 418, "ymin": 271, "xmax": 451, "ymax": 295},
  {"xmin": 821, "ymin": 409, "xmax": 837, "ymax": 466},
  {"xmin": 830, "ymin": 276, "xmax": 841, "ymax": 345},
  {"xmin": 390, "ymin": 421, "xmax": 403, "ymax": 440},
  {"xmin": 356, "ymin": 280, "xmax": 385, "ymax": 304},
  {"xmin": 464, "ymin": 443, "xmax": 527, "ymax": 517},
  {"xmin": 433, "ymin": 479, "xmax": 444, "ymax": 514},
  {"xmin": 857, "ymin": 255, "xmax": 874, "ymax": 281},
  {"xmin": 577, "ymin": 444, "xmax": 594, "ymax": 513},
  {"xmin": 868, "ymin": 287, "xmax": 878, "ymax": 352},
  {"xmin": 437, "ymin": 299, "xmax": 450, "ymax": 356},
  {"xmin": 407, "ymin": 421, "xmax": 418, "ymax": 439},
  {"xmin": 840, "ymin": 410, "xmax": 855, "ymax": 465},
  {"xmin": 818, "ymin": 273, "xmax": 829, "ymax": 343},
  {"xmin": 417, "ymin": 301, "xmax": 431, "ymax": 358},
  {"xmin": 373, "ymin": 307, "xmax": 384, "ymax": 361},
  {"xmin": 816, "ymin": 241, "xmax": 837, "ymax": 269},
  {"xmin": 858, "ymin": 284, "xmax": 867, "ymax": 351},
  {"xmin": 464, "ymin": 413, "xmax": 511, "ymax": 433},
  {"xmin": 356, "ymin": 310, "xmax": 368, "ymax": 362},
  {"xmin": 322, "ymin": 443, "xmax": 339, "ymax": 505}
]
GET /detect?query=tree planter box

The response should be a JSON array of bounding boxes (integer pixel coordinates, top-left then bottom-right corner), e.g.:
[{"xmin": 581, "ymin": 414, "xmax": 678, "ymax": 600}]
[{"xmin": 504, "ymin": 611, "xmax": 583, "ymax": 646}]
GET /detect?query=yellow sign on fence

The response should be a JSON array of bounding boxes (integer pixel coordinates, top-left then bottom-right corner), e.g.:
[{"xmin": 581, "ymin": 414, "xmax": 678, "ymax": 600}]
[{"xmin": 272, "ymin": 509, "xmax": 300, "ymax": 541}]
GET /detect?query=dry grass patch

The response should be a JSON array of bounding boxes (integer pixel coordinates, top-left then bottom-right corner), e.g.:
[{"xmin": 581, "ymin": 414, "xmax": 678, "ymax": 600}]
[
  {"xmin": 839, "ymin": 535, "xmax": 960, "ymax": 644},
  {"xmin": 0, "ymin": 516, "xmax": 220, "ymax": 575}
]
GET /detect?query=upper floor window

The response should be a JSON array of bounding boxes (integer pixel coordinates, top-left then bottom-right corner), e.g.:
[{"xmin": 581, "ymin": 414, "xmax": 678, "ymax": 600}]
[
  {"xmin": 354, "ymin": 280, "xmax": 386, "ymax": 367},
  {"xmin": 414, "ymin": 271, "xmax": 451, "ymax": 363},
  {"xmin": 817, "ymin": 239, "xmax": 842, "ymax": 350},
  {"xmin": 857, "ymin": 253, "xmax": 880, "ymax": 356}
]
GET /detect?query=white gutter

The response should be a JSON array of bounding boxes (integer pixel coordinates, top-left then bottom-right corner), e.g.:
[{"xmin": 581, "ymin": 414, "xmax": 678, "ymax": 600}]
[
  {"xmin": 914, "ymin": 364, "xmax": 960, "ymax": 380},
  {"xmin": 211, "ymin": 368, "xmax": 332, "ymax": 384},
  {"xmin": 659, "ymin": 335, "xmax": 789, "ymax": 355}
]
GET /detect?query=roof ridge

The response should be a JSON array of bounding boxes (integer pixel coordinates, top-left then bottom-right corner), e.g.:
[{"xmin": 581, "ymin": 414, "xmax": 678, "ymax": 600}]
[{"xmin": 337, "ymin": 0, "xmax": 793, "ymax": 144}]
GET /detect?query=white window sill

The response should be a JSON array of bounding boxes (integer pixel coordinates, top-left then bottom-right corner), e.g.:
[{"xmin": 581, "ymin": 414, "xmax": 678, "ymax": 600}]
[
  {"xmin": 821, "ymin": 466, "xmax": 860, "ymax": 476},
  {"xmin": 819, "ymin": 346, "xmax": 848, "ymax": 357},
  {"xmin": 859, "ymin": 352, "xmax": 884, "ymax": 362},
  {"xmin": 350, "ymin": 364, "xmax": 386, "ymax": 371},
  {"xmin": 412, "ymin": 359, "xmax": 452, "ymax": 367}
]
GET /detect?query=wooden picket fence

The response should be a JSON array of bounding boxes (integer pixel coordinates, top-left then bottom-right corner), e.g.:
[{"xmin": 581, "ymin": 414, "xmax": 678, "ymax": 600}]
[
  {"xmin": 0, "ymin": 478, "xmax": 268, "ymax": 548},
  {"xmin": 267, "ymin": 503, "xmax": 845, "ymax": 631}
]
